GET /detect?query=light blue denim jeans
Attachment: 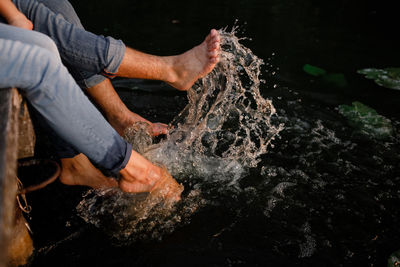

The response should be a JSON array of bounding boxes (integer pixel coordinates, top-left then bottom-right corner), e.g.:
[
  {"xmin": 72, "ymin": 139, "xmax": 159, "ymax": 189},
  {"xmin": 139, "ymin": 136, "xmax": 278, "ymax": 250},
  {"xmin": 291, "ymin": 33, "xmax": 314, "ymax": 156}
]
[
  {"xmin": 0, "ymin": 23, "xmax": 132, "ymax": 175},
  {"xmin": 11, "ymin": 0, "xmax": 126, "ymax": 89}
]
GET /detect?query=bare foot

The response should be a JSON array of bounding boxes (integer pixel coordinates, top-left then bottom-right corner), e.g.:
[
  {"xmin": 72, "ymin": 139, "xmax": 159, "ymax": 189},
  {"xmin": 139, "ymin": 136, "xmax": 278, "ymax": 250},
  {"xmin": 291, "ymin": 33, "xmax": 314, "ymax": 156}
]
[
  {"xmin": 149, "ymin": 168, "xmax": 183, "ymax": 202},
  {"xmin": 59, "ymin": 154, "xmax": 118, "ymax": 189},
  {"xmin": 106, "ymin": 89, "xmax": 168, "ymax": 137},
  {"xmin": 117, "ymin": 29, "xmax": 220, "ymax": 91},
  {"xmin": 110, "ymin": 110, "xmax": 168, "ymax": 137},
  {"xmin": 168, "ymin": 29, "xmax": 220, "ymax": 90},
  {"xmin": 119, "ymin": 150, "xmax": 183, "ymax": 201},
  {"xmin": 86, "ymin": 79, "xmax": 168, "ymax": 137}
]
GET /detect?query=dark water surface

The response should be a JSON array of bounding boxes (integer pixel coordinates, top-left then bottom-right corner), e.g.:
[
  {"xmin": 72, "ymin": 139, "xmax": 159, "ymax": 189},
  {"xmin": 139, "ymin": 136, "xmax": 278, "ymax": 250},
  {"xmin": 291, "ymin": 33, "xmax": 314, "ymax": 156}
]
[{"xmin": 25, "ymin": 0, "xmax": 400, "ymax": 266}]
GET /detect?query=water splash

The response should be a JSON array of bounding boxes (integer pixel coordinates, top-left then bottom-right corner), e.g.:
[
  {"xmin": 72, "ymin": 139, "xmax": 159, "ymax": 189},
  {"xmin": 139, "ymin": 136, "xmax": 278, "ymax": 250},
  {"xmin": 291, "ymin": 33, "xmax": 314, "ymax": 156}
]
[
  {"xmin": 77, "ymin": 28, "xmax": 283, "ymax": 242},
  {"xmin": 144, "ymin": 27, "xmax": 283, "ymax": 181}
]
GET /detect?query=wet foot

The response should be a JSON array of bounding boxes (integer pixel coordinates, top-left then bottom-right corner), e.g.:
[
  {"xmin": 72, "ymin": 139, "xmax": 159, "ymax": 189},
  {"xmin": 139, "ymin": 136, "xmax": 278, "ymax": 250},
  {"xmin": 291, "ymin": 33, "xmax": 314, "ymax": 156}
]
[
  {"xmin": 59, "ymin": 154, "xmax": 118, "ymax": 189},
  {"xmin": 109, "ymin": 110, "xmax": 168, "ymax": 137},
  {"xmin": 149, "ymin": 168, "xmax": 184, "ymax": 202},
  {"xmin": 86, "ymin": 79, "xmax": 168, "ymax": 137},
  {"xmin": 119, "ymin": 150, "xmax": 182, "ymax": 201},
  {"xmin": 119, "ymin": 150, "xmax": 164, "ymax": 193},
  {"xmin": 168, "ymin": 29, "xmax": 221, "ymax": 91}
]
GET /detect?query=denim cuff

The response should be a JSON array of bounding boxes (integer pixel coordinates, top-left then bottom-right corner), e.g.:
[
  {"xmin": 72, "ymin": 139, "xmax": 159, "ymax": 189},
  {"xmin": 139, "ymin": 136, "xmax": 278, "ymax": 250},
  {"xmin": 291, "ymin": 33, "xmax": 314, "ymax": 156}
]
[
  {"xmin": 80, "ymin": 38, "xmax": 125, "ymax": 88},
  {"xmin": 80, "ymin": 73, "xmax": 107, "ymax": 89},
  {"xmin": 108, "ymin": 142, "xmax": 132, "ymax": 176},
  {"xmin": 101, "ymin": 37, "xmax": 126, "ymax": 79}
]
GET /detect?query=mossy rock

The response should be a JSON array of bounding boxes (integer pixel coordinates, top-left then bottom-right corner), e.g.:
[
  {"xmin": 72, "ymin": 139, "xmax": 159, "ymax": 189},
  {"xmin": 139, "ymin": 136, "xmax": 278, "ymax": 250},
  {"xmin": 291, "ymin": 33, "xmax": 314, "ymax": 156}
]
[
  {"xmin": 358, "ymin": 68, "xmax": 400, "ymax": 90},
  {"xmin": 338, "ymin": 101, "xmax": 393, "ymax": 140}
]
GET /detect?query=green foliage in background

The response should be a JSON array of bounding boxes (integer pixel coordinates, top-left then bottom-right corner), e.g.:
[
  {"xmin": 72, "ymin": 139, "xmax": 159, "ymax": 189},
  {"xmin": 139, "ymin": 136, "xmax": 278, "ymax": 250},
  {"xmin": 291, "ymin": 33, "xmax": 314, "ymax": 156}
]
[
  {"xmin": 303, "ymin": 64, "xmax": 348, "ymax": 87},
  {"xmin": 303, "ymin": 64, "xmax": 327, "ymax": 76},
  {"xmin": 358, "ymin": 68, "xmax": 400, "ymax": 90},
  {"xmin": 338, "ymin": 101, "xmax": 393, "ymax": 140}
]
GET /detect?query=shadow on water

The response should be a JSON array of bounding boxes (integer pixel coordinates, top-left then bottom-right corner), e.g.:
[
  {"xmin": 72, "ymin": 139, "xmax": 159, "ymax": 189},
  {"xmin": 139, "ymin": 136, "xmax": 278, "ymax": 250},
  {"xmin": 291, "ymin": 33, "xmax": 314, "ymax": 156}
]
[{"xmin": 22, "ymin": 0, "xmax": 400, "ymax": 266}]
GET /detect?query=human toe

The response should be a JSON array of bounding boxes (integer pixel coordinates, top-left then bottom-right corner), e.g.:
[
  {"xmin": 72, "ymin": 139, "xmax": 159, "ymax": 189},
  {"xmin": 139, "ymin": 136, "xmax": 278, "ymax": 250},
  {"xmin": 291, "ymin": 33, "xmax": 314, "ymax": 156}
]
[
  {"xmin": 210, "ymin": 29, "xmax": 218, "ymax": 37},
  {"xmin": 208, "ymin": 42, "xmax": 219, "ymax": 51},
  {"xmin": 151, "ymin": 122, "xmax": 169, "ymax": 136},
  {"xmin": 208, "ymin": 50, "xmax": 218, "ymax": 58},
  {"xmin": 209, "ymin": 57, "xmax": 218, "ymax": 64}
]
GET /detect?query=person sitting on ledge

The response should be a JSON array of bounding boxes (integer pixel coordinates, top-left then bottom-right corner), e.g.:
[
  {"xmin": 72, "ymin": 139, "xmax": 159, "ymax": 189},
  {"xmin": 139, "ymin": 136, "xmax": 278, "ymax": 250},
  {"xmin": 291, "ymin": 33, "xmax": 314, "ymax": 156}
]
[{"xmin": 0, "ymin": 0, "xmax": 220, "ymax": 195}]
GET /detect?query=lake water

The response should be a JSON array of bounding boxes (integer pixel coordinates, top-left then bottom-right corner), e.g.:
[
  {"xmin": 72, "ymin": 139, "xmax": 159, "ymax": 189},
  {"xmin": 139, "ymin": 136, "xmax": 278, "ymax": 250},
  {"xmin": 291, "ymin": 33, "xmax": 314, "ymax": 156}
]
[{"xmin": 24, "ymin": 0, "xmax": 400, "ymax": 266}]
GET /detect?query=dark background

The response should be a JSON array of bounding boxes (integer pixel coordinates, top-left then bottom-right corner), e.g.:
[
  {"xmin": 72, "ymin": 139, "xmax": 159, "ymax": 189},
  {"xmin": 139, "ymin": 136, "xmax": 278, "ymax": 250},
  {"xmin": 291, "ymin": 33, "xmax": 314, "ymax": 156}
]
[{"xmin": 68, "ymin": 0, "xmax": 400, "ymax": 118}]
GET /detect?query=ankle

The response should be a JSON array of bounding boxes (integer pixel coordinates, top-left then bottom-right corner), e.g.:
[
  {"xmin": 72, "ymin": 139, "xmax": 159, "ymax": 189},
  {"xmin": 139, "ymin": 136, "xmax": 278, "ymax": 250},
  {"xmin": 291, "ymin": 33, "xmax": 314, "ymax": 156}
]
[
  {"xmin": 107, "ymin": 111, "xmax": 140, "ymax": 135},
  {"xmin": 59, "ymin": 158, "xmax": 78, "ymax": 185},
  {"xmin": 107, "ymin": 113, "xmax": 129, "ymax": 135},
  {"xmin": 162, "ymin": 56, "xmax": 181, "ymax": 85}
]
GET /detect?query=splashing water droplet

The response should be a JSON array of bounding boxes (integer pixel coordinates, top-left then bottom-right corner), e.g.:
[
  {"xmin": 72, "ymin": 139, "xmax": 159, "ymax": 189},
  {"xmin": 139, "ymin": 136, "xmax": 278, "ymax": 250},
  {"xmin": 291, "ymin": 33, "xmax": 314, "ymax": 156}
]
[
  {"xmin": 77, "ymin": 27, "xmax": 283, "ymax": 242},
  {"xmin": 144, "ymin": 27, "xmax": 283, "ymax": 180}
]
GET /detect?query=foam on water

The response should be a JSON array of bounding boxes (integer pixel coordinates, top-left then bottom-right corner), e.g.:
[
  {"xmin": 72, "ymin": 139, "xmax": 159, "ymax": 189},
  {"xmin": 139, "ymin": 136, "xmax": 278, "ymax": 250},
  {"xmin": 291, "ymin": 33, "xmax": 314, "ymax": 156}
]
[{"xmin": 77, "ymin": 28, "xmax": 283, "ymax": 242}]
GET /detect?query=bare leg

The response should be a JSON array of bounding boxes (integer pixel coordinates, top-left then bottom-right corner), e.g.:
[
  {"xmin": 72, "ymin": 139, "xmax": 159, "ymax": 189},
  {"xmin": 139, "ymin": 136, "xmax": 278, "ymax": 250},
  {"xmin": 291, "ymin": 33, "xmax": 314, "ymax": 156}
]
[
  {"xmin": 87, "ymin": 79, "xmax": 168, "ymax": 136},
  {"xmin": 59, "ymin": 153, "xmax": 118, "ymax": 188},
  {"xmin": 117, "ymin": 29, "xmax": 221, "ymax": 91}
]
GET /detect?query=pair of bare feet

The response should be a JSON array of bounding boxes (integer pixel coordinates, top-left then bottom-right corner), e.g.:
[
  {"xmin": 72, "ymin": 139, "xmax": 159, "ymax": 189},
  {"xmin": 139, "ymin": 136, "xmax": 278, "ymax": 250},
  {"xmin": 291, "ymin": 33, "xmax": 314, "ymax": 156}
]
[
  {"xmin": 59, "ymin": 29, "xmax": 221, "ymax": 198},
  {"xmin": 60, "ymin": 152, "xmax": 184, "ymax": 201}
]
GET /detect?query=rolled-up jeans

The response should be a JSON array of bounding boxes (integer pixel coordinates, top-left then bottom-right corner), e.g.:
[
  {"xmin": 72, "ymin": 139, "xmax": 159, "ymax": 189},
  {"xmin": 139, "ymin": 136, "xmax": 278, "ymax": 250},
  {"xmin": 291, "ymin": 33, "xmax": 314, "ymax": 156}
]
[
  {"xmin": 0, "ymin": 23, "xmax": 132, "ymax": 175},
  {"xmin": 11, "ymin": 0, "xmax": 126, "ymax": 89}
]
